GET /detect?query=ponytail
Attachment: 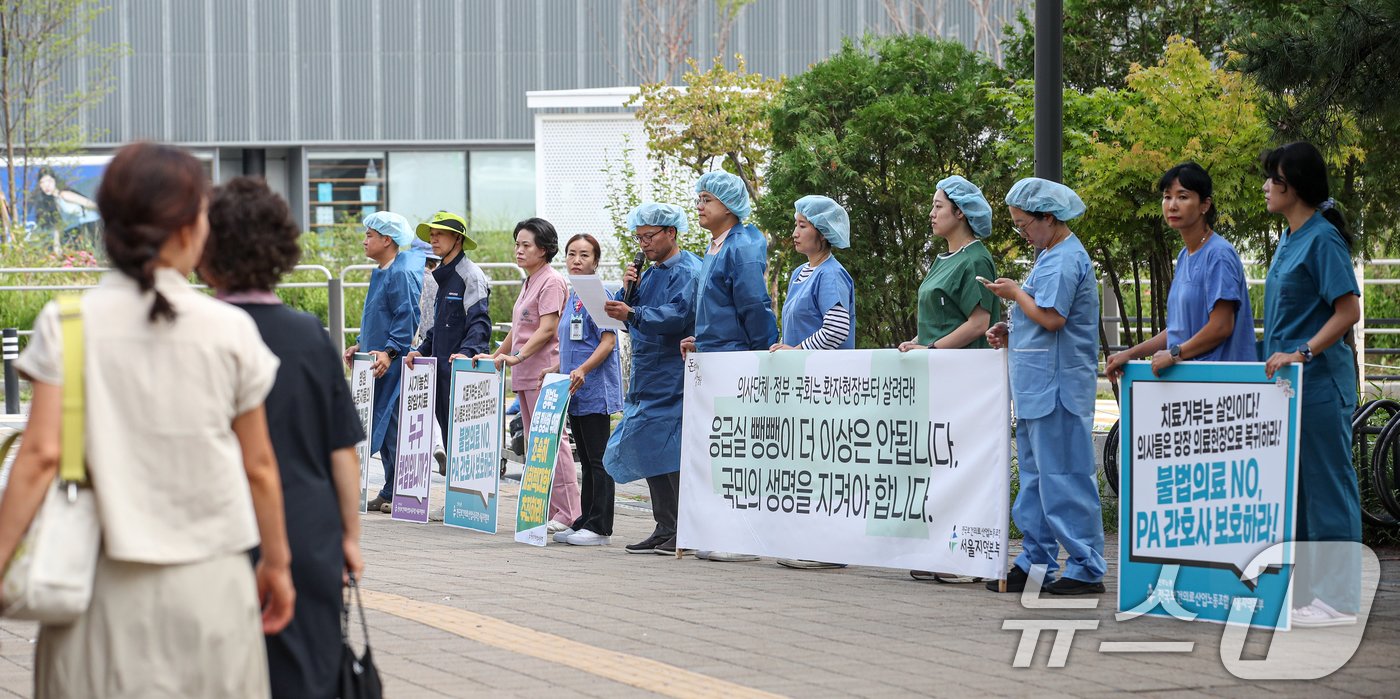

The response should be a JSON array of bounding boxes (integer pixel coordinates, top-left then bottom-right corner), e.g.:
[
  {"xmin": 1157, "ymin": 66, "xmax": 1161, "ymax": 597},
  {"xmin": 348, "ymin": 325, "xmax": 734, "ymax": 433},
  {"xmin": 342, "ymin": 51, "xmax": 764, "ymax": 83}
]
[{"xmin": 96, "ymin": 142, "xmax": 209, "ymax": 322}]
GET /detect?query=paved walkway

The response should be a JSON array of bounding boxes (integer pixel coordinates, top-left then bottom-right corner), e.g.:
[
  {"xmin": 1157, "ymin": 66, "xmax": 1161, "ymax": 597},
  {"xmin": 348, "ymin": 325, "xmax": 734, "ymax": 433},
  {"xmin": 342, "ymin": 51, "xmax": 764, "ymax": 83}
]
[{"xmin": 0, "ymin": 467, "xmax": 1397, "ymax": 697}]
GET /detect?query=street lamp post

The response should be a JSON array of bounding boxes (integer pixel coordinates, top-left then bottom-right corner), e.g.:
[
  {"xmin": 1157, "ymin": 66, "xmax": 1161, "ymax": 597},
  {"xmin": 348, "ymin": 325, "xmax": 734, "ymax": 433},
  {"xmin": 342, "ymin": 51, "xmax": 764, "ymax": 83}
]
[{"xmin": 1034, "ymin": 0, "xmax": 1063, "ymax": 183}]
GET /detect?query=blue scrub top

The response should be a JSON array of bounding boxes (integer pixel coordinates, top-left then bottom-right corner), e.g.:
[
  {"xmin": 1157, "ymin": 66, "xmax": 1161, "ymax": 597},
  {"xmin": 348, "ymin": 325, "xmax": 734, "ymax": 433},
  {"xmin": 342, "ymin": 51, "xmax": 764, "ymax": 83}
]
[
  {"xmin": 604, "ymin": 250, "xmax": 703, "ymax": 482},
  {"xmin": 1263, "ymin": 211, "xmax": 1360, "ymax": 406},
  {"xmin": 1008, "ymin": 234, "xmax": 1099, "ymax": 419},
  {"xmin": 558, "ymin": 289, "xmax": 622, "ymax": 416},
  {"xmin": 694, "ymin": 223, "xmax": 779, "ymax": 352},
  {"xmin": 1166, "ymin": 233, "xmax": 1256, "ymax": 362},
  {"xmin": 780, "ymin": 256, "xmax": 855, "ymax": 349},
  {"xmin": 357, "ymin": 247, "xmax": 424, "ymax": 451}
]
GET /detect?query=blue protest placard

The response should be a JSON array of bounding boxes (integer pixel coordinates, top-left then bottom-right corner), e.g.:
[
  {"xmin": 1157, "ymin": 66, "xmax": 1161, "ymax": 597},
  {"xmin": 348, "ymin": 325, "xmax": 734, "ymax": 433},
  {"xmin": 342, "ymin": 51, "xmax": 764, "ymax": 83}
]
[
  {"xmin": 444, "ymin": 358, "xmax": 504, "ymax": 533},
  {"xmin": 1119, "ymin": 361, "xmax": 1300, "ymax": 629},
  {"xmin": 514, "ymin": 374, "xmax": 572, "ymax": 546}
]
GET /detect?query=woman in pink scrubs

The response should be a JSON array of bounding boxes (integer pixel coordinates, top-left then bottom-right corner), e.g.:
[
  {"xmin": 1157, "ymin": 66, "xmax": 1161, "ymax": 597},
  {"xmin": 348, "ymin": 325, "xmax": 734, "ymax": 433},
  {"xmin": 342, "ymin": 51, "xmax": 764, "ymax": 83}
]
[{"xmin": 475, "ymin": 218, "xmax": 581, "ymax": 529}]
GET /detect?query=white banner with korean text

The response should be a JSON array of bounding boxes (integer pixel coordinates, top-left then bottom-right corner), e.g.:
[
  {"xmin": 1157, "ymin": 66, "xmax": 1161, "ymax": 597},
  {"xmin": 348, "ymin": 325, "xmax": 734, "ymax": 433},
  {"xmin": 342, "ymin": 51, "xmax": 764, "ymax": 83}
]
[{"xmin": 679, "ymin": 349, "xmax": 1011, "ymax": 578}]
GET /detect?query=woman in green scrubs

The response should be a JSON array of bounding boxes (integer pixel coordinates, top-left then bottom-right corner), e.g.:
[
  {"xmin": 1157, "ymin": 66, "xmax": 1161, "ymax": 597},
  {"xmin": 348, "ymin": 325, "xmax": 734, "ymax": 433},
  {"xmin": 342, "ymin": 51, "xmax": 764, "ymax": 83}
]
[
  {"xmin": 1259, "ymin": 142, "xmax": 1362, "ymax": 627},
  {"xmin": 899, "ymin": 175, "xmax": 1000, "ymax": 583},
  {"xmin": 899, "ymin": 175, "xmax": 1000, "ymax": 352}
]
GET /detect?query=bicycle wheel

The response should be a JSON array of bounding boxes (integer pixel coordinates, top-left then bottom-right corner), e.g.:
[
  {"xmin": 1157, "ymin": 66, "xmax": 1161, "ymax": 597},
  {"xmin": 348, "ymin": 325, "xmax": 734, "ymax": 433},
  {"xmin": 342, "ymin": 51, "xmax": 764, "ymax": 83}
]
[
  {"xmin": 1369, "ymin": 408, "xmax": 1400, "ymax": 526},
  {"xmin": 1102, "ymin": 419, "xmax": 1120, "ymax": 497}
]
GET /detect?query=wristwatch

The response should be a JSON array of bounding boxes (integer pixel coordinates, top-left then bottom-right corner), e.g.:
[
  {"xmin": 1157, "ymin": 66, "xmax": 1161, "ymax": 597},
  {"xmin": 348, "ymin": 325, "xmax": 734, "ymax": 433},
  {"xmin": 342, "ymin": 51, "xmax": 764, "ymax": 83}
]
[
  {"xmin": 383, "ymin": 347, "xmax": 399, "ymax": 361},
  {"xmin": 627, "ymin": 310, "xmax": 637, "ymax": 325},
  {"xmin": 1297, "ymin": 343, "xmax": 1313, "ymax": 363},
  {"xmin": 1168, "ymin": 344, "xmax": 1182, "ymax": 361}
]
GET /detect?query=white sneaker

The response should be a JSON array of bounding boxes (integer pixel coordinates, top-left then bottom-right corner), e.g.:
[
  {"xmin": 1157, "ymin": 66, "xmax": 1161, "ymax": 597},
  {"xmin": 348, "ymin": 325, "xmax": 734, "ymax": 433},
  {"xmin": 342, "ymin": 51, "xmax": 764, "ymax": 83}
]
[
  {"xmin": 428, "ymin": 506, "xmax": 445, "ymax": 522},
  {"xmin": 552, "ymin": 527, "xmax": 576, "ymax": 543},
  {"xmin": 565, "ymin": 529, "xmax": 610, "ymax": 546},
  {"xmin": 546, "ymin": 520, "xmax": 569, "ymax": 534},
  {"xmin": 1291, "ymin": 598, "xmax": 1357, "ymax": 628},
  {"xmin": 434, "ymin": 448, "xmax": 447, "ymax": 476}
]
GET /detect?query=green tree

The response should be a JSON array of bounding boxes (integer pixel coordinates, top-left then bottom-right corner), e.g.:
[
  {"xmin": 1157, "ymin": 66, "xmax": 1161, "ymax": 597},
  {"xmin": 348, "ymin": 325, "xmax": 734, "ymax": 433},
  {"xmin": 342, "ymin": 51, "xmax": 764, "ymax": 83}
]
[
  {"xmin": 761, "ymin": 35, "xmax": 1010, "ymax": 349},
  {"xmin": 617, "ymin": 55, "xmax": 780, "ymax": 278},
  {"xmin": 995, "ymin": 38, "xmax": 1273, "ymax": 348},
  {"xmin": 630, "ymin": 56, "xmax": 782, "ymax": 200},
  {"xmin": 1001, "ymin": 0, "xmax": 1309, "ymax": 90},
  {"xmin": 0, "ymin": 0, "xmax": 123, "ymax": 242},
  {"xmin": 1233, "ymin": 0, "xmax": 1400, "ymax": 254}
]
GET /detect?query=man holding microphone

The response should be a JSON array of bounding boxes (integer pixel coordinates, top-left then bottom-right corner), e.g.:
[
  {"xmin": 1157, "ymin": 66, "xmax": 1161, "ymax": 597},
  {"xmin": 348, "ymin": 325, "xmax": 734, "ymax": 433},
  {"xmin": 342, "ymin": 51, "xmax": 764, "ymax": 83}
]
[{"xmin": 603, "ymin": 203, "xmax": 701, "ymax": 556}]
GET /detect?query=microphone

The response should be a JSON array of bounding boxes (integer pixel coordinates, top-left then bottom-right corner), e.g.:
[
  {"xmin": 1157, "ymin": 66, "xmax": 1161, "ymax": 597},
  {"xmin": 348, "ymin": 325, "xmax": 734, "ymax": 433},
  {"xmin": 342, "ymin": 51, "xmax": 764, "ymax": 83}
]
[{"xmin": 624, "ymin": 251, "xmax": 646, "ymax": 304}]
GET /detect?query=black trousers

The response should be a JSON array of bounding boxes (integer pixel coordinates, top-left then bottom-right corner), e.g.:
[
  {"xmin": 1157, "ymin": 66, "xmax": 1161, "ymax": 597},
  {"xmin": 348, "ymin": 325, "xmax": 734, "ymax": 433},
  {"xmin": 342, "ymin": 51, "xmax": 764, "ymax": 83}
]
[
  {"xmin": 645, "ymin": 471, "xmax": 680, "ymax": 540},
  {"xmin": 568, "ymin": 413, "xmax": 615, "ymax": 536}
]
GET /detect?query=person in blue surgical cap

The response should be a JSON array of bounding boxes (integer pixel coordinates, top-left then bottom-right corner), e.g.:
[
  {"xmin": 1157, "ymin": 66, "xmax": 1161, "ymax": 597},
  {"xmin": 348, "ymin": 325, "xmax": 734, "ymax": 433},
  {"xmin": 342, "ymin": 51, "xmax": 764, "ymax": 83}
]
[
  {"xmin": 900, "ymin": 175, "xmax": 1001, "ymax": 584},
  {"xmin": 603, "ymin": 202, "xmax": 702, "ymax": 556},
  {"xmin": 769, "ymin": 195, "xmax": 855, "ymax": 352},
  {"xmin": 678, "ymin": 171, "xmax": 778, "ymax": 563},
  {"xmin": 343, "ymin": 211, "xmax": 424, "ymax": 513},
  {"xmin": 680, "ymin": 171, "xmax": 779, "ymax": 357},
  {"xmin": 899, "ymin": 175, "xmax": 1000, "ymax": 354},
  {"xmin": 982, "ymin": 177, "xmax": 1105, "ymax": 595},
  {"xmin": 768, "ymin": 195, "xmax": 855, "ymax": 571}
]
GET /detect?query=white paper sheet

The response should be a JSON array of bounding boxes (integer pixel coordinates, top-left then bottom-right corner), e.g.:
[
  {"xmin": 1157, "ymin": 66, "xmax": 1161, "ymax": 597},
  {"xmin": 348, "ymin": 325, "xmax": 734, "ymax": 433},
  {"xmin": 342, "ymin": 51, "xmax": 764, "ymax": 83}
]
[{"xmin": 568, "ymin": 274, "xmax": 626, "ymax": 330}]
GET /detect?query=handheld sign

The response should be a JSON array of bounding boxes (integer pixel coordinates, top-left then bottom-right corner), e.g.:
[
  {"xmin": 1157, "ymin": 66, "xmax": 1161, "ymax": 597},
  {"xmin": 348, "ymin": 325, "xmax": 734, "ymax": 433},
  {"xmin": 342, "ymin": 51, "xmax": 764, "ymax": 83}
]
[
  {"xmin": 391, "ymin": 357, "xmax": 437, "ymax": 523},
  {"xmin": 350, "ymin": 353, "xmax": 375, "ymax": 513},
  {"xmin": 1119, "ymin": 361, "xmax": 1300, "ymax": 629},
  {"xmin": 444, "ymin": 358, "xmax": 505, "ymax": 533},
  {"xmin": 515, "ymin": 373, "xmax": 572, "ymax": 546}
]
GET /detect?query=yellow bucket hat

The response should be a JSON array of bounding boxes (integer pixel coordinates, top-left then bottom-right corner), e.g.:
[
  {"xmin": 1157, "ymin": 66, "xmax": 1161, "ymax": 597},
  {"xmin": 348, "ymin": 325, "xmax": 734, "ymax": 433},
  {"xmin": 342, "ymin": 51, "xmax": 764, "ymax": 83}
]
[{"xmin": 414, "ymin": 211, "xmax": 477, "ymax": 250}]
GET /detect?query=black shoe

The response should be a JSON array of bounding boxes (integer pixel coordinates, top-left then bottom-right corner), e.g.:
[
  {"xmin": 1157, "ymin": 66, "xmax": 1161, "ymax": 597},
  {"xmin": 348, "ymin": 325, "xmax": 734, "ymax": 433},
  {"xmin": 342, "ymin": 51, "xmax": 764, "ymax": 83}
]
[
  {"xmin": 626, "ymin": 534, "xmax": 666, "ymax": 554},
  {"xmin": 986, "ymin": 565, "xmax": 1030, "ymax": 593},
  {"xmin": 1046, "ymin": 577, "xmax": 1106, "ymax": 595},
  {"xmin": 654, "ymin": 537, "xmax": 677, "ymax": 555}
]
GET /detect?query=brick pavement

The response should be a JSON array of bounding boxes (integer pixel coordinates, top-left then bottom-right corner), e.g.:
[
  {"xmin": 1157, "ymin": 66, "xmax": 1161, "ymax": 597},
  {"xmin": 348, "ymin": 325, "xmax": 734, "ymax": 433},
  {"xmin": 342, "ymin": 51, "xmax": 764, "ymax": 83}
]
[{"xmin": 0, "ymin": 470, "xmax": 1398, "ymax": 697}]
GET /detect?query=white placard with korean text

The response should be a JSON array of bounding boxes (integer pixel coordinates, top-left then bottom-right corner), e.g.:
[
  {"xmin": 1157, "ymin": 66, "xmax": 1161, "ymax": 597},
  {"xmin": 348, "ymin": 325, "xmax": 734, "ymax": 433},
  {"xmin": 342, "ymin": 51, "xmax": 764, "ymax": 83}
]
[{"xmin": 679, "ymin": 349, "xmax": 1011, "ymax": 578}]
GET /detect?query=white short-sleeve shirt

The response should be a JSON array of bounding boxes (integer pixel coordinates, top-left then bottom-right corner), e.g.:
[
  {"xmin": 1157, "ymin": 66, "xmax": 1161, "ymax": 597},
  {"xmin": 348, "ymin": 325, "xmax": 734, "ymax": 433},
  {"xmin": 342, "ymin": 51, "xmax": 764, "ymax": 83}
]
[{"xmin": 16, "ymin": 268, "xmax": 279, "ymax": 564}]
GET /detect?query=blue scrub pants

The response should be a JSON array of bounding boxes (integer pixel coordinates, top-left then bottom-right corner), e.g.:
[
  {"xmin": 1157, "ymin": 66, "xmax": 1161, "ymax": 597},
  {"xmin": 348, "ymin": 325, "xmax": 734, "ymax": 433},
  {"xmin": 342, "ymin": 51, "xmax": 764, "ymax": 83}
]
[
  {"xmin": 1012, "ymin": 406, "xmax": 1107, "ymax": 583},
  {"xmin": 377, "ymin": 410, "xmax": 399, "ymax": 501},
  {"xmin": 1294, "ymin": 391, "xmax": 1361, "ymax": 612}
]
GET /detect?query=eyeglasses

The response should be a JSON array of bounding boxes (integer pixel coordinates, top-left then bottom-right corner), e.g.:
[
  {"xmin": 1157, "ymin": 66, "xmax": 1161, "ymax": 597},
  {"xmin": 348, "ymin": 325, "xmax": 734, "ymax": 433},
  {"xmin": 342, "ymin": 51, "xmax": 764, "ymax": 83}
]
[
  {"xmin": 632, "ymin": 229, "xmax": 664, "ymax": 244},
  {"xmin": 695, "ymin": 194, "xmax": 718, "ymax": 207}
]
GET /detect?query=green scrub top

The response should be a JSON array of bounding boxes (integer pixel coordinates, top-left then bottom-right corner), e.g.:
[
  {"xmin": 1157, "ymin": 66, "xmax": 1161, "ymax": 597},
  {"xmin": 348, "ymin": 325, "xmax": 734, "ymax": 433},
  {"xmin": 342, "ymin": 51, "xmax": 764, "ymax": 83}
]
[{"xmin": 916, "ymin": 239, "xmax": 999, "ymax": 348}]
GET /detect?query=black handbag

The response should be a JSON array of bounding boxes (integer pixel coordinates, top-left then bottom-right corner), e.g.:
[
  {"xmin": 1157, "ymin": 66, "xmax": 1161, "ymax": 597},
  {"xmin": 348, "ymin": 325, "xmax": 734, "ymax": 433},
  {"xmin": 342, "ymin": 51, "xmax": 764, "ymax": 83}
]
[{"xmin": 338, "ymin": 575, "xmax": 383, "ymax": 699}]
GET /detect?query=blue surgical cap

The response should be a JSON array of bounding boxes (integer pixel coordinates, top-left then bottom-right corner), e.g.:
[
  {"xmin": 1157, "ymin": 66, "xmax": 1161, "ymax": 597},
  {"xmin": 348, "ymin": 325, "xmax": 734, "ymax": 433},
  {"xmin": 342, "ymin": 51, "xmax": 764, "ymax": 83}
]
[
  {"xmin": 411, "ymin": 238, "xmax": 441, "ymax": 261},
  {"xmin": 695, "ymin": 171, "xmax": 752, "ymax": 220},
  {"xmin": 794, "ymin": 195, "xmax": 851, "ymax": 249},
  {"xmin": 936, "ymin": 175, "xmax": 993, "ymax": 239},
  {"xmin": 362, "ymin": 211, "xmax": 415, "ymax": 248},
  {"xmin": 1005, "ymin": 177, "xmax": 1086, "ymax": 221},
  {"xmin": 626, "ymin": 202, "xmax": 689, "ymax": 233}
]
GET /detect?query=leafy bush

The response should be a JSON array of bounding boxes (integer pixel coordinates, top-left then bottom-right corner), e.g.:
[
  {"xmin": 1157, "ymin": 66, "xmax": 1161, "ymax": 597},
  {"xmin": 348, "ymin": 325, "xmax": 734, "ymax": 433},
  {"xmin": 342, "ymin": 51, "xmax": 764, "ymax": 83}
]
[{"xmin": 761, "ymin": 35, "xmax": 1013, "ymax": 349}]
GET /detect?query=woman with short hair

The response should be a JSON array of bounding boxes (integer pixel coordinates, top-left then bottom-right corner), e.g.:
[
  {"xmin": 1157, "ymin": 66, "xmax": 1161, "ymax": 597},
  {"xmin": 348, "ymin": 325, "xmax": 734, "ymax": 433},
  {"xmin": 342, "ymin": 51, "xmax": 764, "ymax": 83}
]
[
  {"xmin": 475, "ymin": 217, "xmax": 581, "ymax": 529},
  {"xmin": 201, "ymin": 176, "xmax": 367, "ymax": 698},
  {"xmin": 1105, "ymin": 162, "xmax": 1256, "ymax": 379}
]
